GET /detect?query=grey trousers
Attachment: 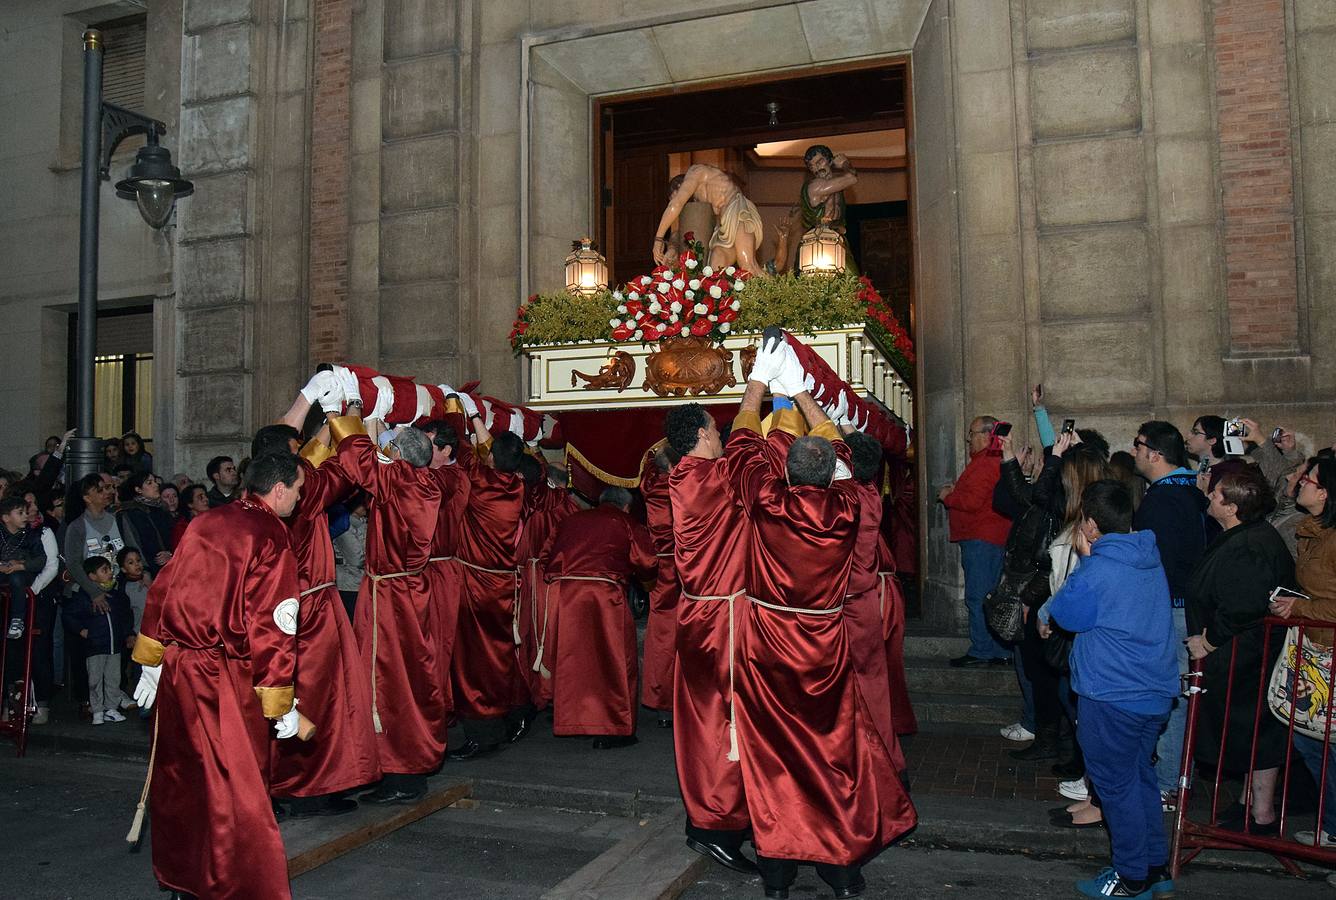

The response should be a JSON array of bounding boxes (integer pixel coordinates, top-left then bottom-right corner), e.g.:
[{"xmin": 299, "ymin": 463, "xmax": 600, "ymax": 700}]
[{"xmin": 86, "ymin": 653, "xmax": 126, "ymax": 712}]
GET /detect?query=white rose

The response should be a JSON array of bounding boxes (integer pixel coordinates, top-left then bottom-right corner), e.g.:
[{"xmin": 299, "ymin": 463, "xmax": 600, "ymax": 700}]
[
  {"xmin": 694, "ymin": 303, "xmax": 708, "ymax": 315},
  {"xmin": 686, "ymin": 258, "xmax": 698, "ymax": 269},
  {"xmin": 730, "ymin": 300, "xmax": 741, "ymax": 311},
  {"xmin": 709, "ymin": 285, "xmax": 723, "ymax": 299},
  {"xmin": 640, "ymin": 276, "xmax": 651, "ymax": 285},
  {"xmin": 648, "ymin": 301, "xmax": 661, "ymax": 314},
  {"xmin": 610, "ymin": 318, "xmax": 621, "ymax": 328},
  {"xmin": 656, "ymin": 322, "xmax": 667, "ymax": 332},
  {"xmin": 662, "ymin": 269, "xmax": 674, "ymax": 280},
  {"xmin": 734, "ymin": 280, "xmax": 745, "ymax": 291},
  {"xmin": 689, "ymin": 279, "xmax": 701, "ymax": 290},
  {"xmin": 672, "ymin": 278, "xmax": 685, "ymax": 290},
  {"xmin": 670, "ymin": 301, "xmax": 682, "ymax": 313},
  {"xmin": 685, "ymin": 290, "xmax": 695, "ymax": 300},
  {"xmin": 633, "ymin": 329, "xmax": 643, "ymax": 340},
  {"xmin": 657, "ymin": 282, "xmax": 670, "ymax": 294},
  {"xmin": 628, "ymin": 291, "xmax": 640, "ymax": 301},
  {"xmin": 725, "ymin": 266, "xmax": 736, "ymax": 276},
  {"xmin": 669, "ymin": 313, "xmax": 679, "ymax": 323},
  {"xmin": 617, "ymin": 304, "xmax": 627, "ymax": 313},
  {"xmin": 720, "ymin": 322, "xmax": 731, "ymax": 333},
  {"xmin": 708, "ymin": 314, "xmax": 718, "ymax": 321},
  {"xmin": 702, "ymin": 266, "xmax": 714, "ymax": 276}
]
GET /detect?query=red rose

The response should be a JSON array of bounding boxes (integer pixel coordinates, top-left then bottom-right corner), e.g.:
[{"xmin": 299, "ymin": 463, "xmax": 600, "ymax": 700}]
[{"xmin": 683, "ymin": 231, "xmax": 694, "ymax": 242}]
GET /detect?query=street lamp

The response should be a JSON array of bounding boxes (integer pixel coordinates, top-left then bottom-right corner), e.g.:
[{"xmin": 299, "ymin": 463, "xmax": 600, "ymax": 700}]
[{"xmin": 70, "ymin": 28, "xmax": 193, "ymax": 484}]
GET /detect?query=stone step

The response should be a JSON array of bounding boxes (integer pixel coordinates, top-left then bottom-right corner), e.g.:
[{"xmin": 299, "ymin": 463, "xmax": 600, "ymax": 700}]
[
  {"xmin": 910, "ymin": 691, "xmax": 1021, "ymax": 728},
  {"xmin": 903, "ymin": 657, "xmax": 1021, "ymax": 697},
  {"xmin": 902, "ymin": 631, "xmax": 971, "ymax": 659}
]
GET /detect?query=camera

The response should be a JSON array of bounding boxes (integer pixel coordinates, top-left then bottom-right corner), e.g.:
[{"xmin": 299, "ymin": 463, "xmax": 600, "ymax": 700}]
[{"xmin": 1222, "ymin": 417, "xmax": 1247, "ymax": 456}]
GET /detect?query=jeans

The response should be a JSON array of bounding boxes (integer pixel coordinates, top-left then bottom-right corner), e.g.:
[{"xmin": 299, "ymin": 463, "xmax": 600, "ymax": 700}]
[
  {"xmin": 4, "ymin": 571, "xmax": 31, "ymax": 626},
  {"xmin": 1154, "ymin": 607, "xmax": 1188, "ymax": 794},
  {"xmin": 1080, "ymin": 696, "xmax": 1171, "ymax": 881},
  {"xmin": 959, "ymin": 539, "xmax": 1007, "ymax": 660},
  {"xmin": 1014, "ymin": 643, "xmax": 1036, "ymax": 732},
  {"xmin": 1293, "ymin": 732, "xmax": 1336, "ymax": 837}
]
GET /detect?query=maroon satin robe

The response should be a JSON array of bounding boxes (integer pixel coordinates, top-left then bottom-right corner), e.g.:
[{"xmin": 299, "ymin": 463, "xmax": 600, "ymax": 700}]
[
  {"xmin": 132, "ymin": 498, "xmax": 299, "ymax": 900},
  {"xmin": 271, "ymin": 455, "xmax": 382, "ymax": 797},
  {"xmin": 729, "ymin": 423, "xmax": 917, "ymax": 866},
  {"xmin": 517, "ymin": 480, "xmax": 580, "ymax": 708},
  {"xmin": 339, "ymin": 434, "xmax": 446, "ymax": 774},
  {"xmin": 542, "ymin": 505, "xmax": 657, "ymax": 735},
  {"xmin": 640, "ymin": 455, "xmax": 680, "ymax": 712},
  {"xmin": 451, "ymin": 440, "xmax": 528, "ymax": 719},
  {"xmin": 425, "ymin": 462, "xmax": 469, "ymax": 718},
  {"xmin": 879, "ymin": 566, "xmax": 918, "ymax": 735},
  {"xmin": 668, "ymin": 430, "xmax": 758, "ymax": 833}
]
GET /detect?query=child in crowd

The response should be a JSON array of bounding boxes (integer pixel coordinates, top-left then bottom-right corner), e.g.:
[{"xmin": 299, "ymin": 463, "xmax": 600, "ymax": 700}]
[
  {"xmin": 62, "ymin": 558, "xmax": 136, "ymax": 725},
  {"xmin": 116, "ymin": 547, "xmax": 153, "ymax": 718},
  {"xmin": 1048, "ymin": 480, "xmax": 1180, "ymax": 899},
  {"xmin": 1, "ymin": 495, "xmax": 45, "ymax": 639}
]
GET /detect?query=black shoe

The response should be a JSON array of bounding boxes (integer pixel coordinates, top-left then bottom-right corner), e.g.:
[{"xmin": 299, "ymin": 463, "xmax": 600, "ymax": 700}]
[
  {"xmin": 168, "ymin": 893, "xmax": 198, "ymax": 900},
  {"xmin": 271, "ymin": 799, "xmax": 289, "ymax": 823},
  {"xmin": 988, "ymin": 656, "xmax": 1013, "ymax": 667},
  {"xmin": 657, "ymin": 713, "xmax": 673, "ymax": 728},
  {"xmin": 1010, "ymin": 741, "xmax": 1060, "ymax": 762},
  {"xmin": 446, "ymin": 739, "xmax": 498, "ymax": 761},
  {"xmin": 287, "ymin": 795, "xmax": 359, "ymax": 818},
  {"xmin": 831, "ymin": 876, "xmax": 866, "ymax": 899},
  {"xmin": 505, "ymin": 714, "xmax": 533, "ymax": 744},
  {"xmin": 1216, "ymin": 805, "xmax": 1279, "ymax": 836},
  {"xmin": 592, "ymin": 734, "xmax": 639, "ymax": 749},
  {"xmin": 1053, "ymin": 812, "xmax": 1105, "ymax": 830},
  {"xmin": 362, "ymin": 784, "xmax": 426, "ymax": 805},
  {"xmin": 686, "ymin": 837, "xmax": 760, "ymax": 874},
  {"xmin": 948, "ymin": 654, "xmax": 989, "ymax": 668},
  {"xmin": 763, "ymin": 889, "xmax": 788, "ymax": 900}
]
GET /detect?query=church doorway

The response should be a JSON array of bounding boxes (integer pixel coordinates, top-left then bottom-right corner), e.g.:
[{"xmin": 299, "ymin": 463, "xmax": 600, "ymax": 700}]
[{"xmin": 591, "ymin": 61, "xmax": 921, "ymax": 614}]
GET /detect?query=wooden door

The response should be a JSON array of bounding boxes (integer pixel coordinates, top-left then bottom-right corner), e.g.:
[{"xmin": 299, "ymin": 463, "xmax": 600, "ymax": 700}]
[{"xmin": 612, "ymin": 148, "xmax": 669, "ymax": 286}]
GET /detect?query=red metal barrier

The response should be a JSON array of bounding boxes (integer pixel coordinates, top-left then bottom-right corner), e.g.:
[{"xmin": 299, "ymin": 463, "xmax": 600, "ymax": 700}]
[
  {"xmin": 1170, "ymin": 614, "xmax": 1336, "ymax": 876},
  {"xmin": 0, "ymin": 588, "xmax": 37, "ymax": 757}
]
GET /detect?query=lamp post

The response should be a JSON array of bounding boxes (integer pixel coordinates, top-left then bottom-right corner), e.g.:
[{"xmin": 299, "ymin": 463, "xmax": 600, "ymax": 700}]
[{"xmin": 71, "ymin": 28, "xmax": 193, "ymax": 484}]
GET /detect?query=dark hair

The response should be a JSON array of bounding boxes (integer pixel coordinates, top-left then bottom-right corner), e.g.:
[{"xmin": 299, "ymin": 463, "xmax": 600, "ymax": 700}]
[
  {"xmin": 599, "ymin": 486, "xmax": 633, "ymax": 509},
  {"xmin": 0, "ymin": 496, "xmax": 27, "ymax": 518},
  {"xmin": 122, "ymin": 431, "xmax": 145, "ymax": 451},
  {"xmin": 845, "ymin": 431, "xmax": 883, "ymax": 483},
  {"xmin": 803, "ymin": 144, "xmax": 834, "ymax": 166},
  {"xmin": 1136, "ymin": 421, "xmax": 1188, "ymax": 468},
  {"xmin": 243, "ymin": 452, "xmax": 301, "ymax": 495},
  {"xmin": 516, "ymin": 454, "xmax": 543, "ymax": 487},
  {"xmin": 180, "ymin": 484, "xmax": 208, "ymax": 518},
  {"xmin": 116, "ymin": 546, "xmax": 142, "ymax": 568},
  {"xmin": 78, "ymin": 473, "xmax": 105, "ymax": 499},
  {"xmin": 665, "ymin": 404, "xmax": 711, "ymax": 458},
  {"xmin": 206, "ymin": 456, "xmax": 234, "ymax": 483},
  {"xmin": 1192, "ymin": 415, "xmax": 1226, "ymax": 460},
  {"xmin": 120, "ymin": 471, "xmax": 155, "ymax": 503},
  {"xmin": 1074, "ymin": 429, "xmax": 1109, "ymax": 460},
  {"xmin": 1307, "ymin": 457, "xmax": 1336, "ymax": 529},
  {"xmin": 251, "ymin": 424, "xmax": 301, "ymax": 459},
  {"xmin": 28, "ymin": 452, "xmax": 45, "ymax": 474},
  {"xmin": 419, "ymin": 419, "xmax": 458, "ymax": 454},
  {"xmin": 82, "ymin": 556, "xmax": 112, "ymax": 578},
  {"xmin": 786, "ymin": 436, "xmax": 837, "ymax": 487},
  {"xmin": 1082, "ymin": 479, "xmax": 1134, "ymax": 535},
  {"xmin": 1107, "ymin": 451, "xmax": 1145, "ymax": 511},
  {"xmin": 490, "ymin": 432, "xmax": 525, "ymax": 473},
  {"xmin": 38, "ymin": 490, "xmax": 62, "ymax": 515},
  {"xmin": 1215, "ymin": 465, "xmax": 1275, "ymax": 524}
]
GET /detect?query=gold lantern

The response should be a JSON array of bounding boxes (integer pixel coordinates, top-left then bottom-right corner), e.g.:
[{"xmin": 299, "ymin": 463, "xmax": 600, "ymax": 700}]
[
  {"xmin": 796, "ymin": 225, "xmax": 847, "ymax": 275},
  {"xmin": 565, "ymin": 237, "xmax": 609, "ymax": 295}
]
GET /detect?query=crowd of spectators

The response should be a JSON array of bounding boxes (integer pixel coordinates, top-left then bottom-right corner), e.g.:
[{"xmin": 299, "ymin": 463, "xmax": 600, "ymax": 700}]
[{"xmin": 941, "ymin": 386, "xmax": 1336, "ymax": 892}]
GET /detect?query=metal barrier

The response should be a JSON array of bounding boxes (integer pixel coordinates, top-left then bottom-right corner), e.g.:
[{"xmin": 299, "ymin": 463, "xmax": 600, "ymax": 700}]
[
  {"xmin": 0, "ymin": 588, "xmax": 37, "ymax": 757},
  {"xmin": 1170, "ymin": 614, "xmax": 1336, "ymax": 877}
]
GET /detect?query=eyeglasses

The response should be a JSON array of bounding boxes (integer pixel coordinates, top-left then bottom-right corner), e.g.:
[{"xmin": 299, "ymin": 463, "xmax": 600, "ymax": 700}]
[
  {"xmin": 1132, "ymin": 438, "xmax": 1149, "ymax": 451},
  {"xmin": 1300, "ymin": 475, "xmax": 1320, "ymax": 488},
  {"xmin": 1190, "ymin": 429, "xmax": 1206, "ymax": 437}
]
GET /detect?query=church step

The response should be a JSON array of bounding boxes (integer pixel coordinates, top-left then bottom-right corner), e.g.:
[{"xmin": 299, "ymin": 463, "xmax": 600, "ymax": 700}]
[
  {"xmin": 902, "ymin": 632, "xmax": 972, "ymax": 660},
  {"xmin": 910, "ymin": 691, "xmax": 1021, "ymax": 728},
  {"xmin": 903, "ymin": 657, "xmax": 1021, "ymax": 697}
]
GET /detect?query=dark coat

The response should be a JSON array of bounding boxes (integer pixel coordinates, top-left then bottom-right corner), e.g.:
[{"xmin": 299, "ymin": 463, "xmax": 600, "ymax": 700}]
[
  {"xmin": 1187, "ymin": 519, "xmax": 1297, "ymax": 773},
  {"xmin": 997, "ymin": 454, "xmax": 1065, "ymax": 609},
  {"xmin": 62, "ymin": 586, "xmax": 135, "ymax": 656}
]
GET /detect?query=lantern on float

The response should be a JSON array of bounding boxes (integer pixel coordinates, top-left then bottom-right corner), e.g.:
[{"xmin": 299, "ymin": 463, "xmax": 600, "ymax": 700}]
[
  {"xmin": 796, "ymin": 225, "xmax": 847, "ymax": 275},
  {"xmin": 565, "ymin": 237, "xmax": 608, "ymax": 295}
]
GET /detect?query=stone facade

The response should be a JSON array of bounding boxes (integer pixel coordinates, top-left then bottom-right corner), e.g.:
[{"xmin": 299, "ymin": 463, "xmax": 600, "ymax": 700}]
[{"xmin": 2, "ymin": 0, "xmax": 1334, "ymax": 635}]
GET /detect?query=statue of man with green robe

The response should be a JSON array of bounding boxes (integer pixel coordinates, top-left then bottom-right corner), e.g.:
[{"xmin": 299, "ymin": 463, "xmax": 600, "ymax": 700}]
[{"xmin": 772, "ymin": 145, "xmax": 859, "ymax": 275}]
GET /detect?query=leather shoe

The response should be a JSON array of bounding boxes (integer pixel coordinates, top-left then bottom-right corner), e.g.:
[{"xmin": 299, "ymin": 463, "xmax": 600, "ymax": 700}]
[
  {"xmin": 363, "ymin": 785, "xmax": 426, "ymax": 805},
  {"xmin": 288, "ymin": 795, "xmax": 359, "ymax": 818},
  {"xmin": 831, "ymin": 875, "xmax": 866, "ymax": 899},
  {"xmin": 271, "ymin": 800, "xmax": 289, "ymax": 823},
  {"xmin": 685, "ymin": 837, "xmax": 760, "ymax": 875},
  {"xmin": 446, "ymin": 739, "xmax": 498, "ymax": 761},
  {"xmin": 506, "ymin": 714, "xmax": 533, "ymax": 744},
  {"xmin": 763, "ymin": 889, "xmax": 788, "ymax": 899},
  {"xmin": 948, "ymin": 654, "xmax": 989, "ymax": 668},
  {"xmin": 591, "ymin": 735, "xmax": 639, "ymax": 749}
]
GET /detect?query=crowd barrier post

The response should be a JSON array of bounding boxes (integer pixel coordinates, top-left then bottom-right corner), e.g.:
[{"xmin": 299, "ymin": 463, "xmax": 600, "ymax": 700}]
[{"xmin": 0, "ymin": 588, "xmax": 37, "ymax": 757}]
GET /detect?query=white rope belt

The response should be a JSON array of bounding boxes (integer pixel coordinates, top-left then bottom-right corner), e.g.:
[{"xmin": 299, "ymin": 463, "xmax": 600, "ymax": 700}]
[
  {"xmin": 300, "ymin": 580, "xmax": 336, "ymax": 598},
  {"xmin": 366, "ymin": 567, "xmax": 424, "ymax": 733},
  {"xmin": 428, "ymin": 556, "xmax": 454, "ymax": 564},
  {"xmin": 455, "ymin": 557, "xmax": 523, "ymax": 645},
  {"xmin": 655, "ymin": 552, "xmax": 674, "ymax": 558},
  {"xmin": 682, "ymin": 589, "xmax": 747, "ymax": 762},
  {"xmin": 534, "ymin": 574, "xmax": 623, "ymax": 679},
  {"xmin": 747, "ymin": 595, "xmax": 843, "ymax": 616}
]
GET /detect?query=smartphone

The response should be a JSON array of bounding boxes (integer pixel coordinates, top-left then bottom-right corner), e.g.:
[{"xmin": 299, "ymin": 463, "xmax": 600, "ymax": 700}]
[
  {"xmin": 1272, "ymin": 427, "xmax": 1284, "ymax": 444},
  {"xmin": 1225, "ymin": 417, "xmax": 1247, "ymax": 437},
  {"xmin": 992, "ymin": 422, "xmax": 1012, "ymax": 438},
  {"xmin": 1061, "ymin": 418, "xmax": 1076, "ymax": 435}
]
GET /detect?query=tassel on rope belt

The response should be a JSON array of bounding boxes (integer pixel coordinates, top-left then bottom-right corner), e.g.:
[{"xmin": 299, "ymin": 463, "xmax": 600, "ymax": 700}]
[
  {"xmin": 526, "ymin": 558, "xmax": 543, "ymax": 674},
  {"xmin": 366, "ymin": 567, "xmax": 424, "ymax": 733},
  {"xmin": 454, "ymin": 557, "xmax": 523, "ymax": 645},
  {"xmin": 533, "ymin": 574, "xmax": 622, "ymax": 679}
]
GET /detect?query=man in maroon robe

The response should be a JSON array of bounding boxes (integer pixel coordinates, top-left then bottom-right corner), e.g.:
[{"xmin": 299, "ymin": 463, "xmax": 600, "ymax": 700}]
[
  {"xmin": 640, "ymin": 447, "xmax": 681, "ymax": 727},
  {"xmin": 130, "ymin": 453, "xmax": 307, "ymax": 900},
  {"xmin": 418, "ymin": 419, "xmax": 470, "ymax": 723},
  {"xmin": 729, "ymin": 340, "xmax": 917, "ymax": 899},
  {"xmin": 252, "ymin": 411, "xmax": 381, "ymax": 817},
  {"xmin": 540, "ymin": 487, "xmax": 656, "ymax": 745},
  {"xmin": 331, "ymin": 407, "xmax": 445, "ymax": 802}
]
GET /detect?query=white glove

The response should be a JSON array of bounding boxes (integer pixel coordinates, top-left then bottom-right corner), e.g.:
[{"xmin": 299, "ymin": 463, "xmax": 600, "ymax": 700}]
[
  {"xmin": 749, "ymin": 340, "xmax": 784, "ymax": 386},
  {"xmin": 134, "ymin": 664, "xmax": 161, "ymax": 709},
  {"xmin": 437, "ymin": 384, "xmax": 456, "ymax": 402},
  {"xmin": 273, "ymin": 702, "xmax": 300, "ymax": 740},
  {"xmin": 332, "ymin": 366, "xmax": 362, "ymax": 407},
  {"xmin": 299, "ymin": 371, "xmax": 335, "ymax": 404},
  {"xmin": 771, "ymin": 345, "xmax": 811, "ymax": 398},
  {"xmin": 459, "ymin": 392, "xmax": 480, "ymax": 418},
  {"xmin": 826, "ymin": 393, "xmax": 851, "ymax": 427}
]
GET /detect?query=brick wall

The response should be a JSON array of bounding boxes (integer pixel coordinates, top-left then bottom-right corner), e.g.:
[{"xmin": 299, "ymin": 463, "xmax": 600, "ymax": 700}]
[
  {"xmin": 1211, "ymin": 0, "xmax": 1300, "ymax": 354},
  {"xmin": 307, "ymin": 0, "xmax": 353, "ymax": 366}
]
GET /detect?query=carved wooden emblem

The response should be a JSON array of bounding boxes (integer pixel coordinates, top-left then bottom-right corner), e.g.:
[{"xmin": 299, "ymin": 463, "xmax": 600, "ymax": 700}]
[
  {"xmin": 571, "ymin": 351, "xmax": 636, "ymax": 392},
  {"xmin": 739, "ymin": 343, "xmax": 757, "ymax": 383},
  {"xmin": 642, "ymin": 336, "xmax": 737, "ymax": 397}
]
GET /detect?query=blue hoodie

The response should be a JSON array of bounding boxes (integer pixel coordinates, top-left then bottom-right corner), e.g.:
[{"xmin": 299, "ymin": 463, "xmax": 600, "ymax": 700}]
[{"xmin": 1047, "ymin": 530, "xmax": 1179, "ymax": 715}]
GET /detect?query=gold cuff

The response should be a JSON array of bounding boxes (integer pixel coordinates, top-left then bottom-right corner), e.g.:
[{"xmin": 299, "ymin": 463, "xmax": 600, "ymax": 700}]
[
  {"xmin": 254, "ymin": 685, "xmax": 295, "ymax": 718},
  {"xmin": 131, "ymin": 633, "xmax": 165, "ymax": 667},
  {"xmin": 768, "ymin": 407, "xmax": 807, "ymax": 438},
  {"xmin": 477, "ymin": 437, "xmax": 494, "ymax": 455},
  {"xmin": 443, "ymin": 396, "xmax": 464, "ymax": 415},
  {"xmin": 810, "ymin": 420, "xmax": 841, "ymax": 443},
  {"xmin": 299, "ymin": 437, "xmax": 334, "ymax": 468},
  {"xmin": 329, "ymin": 415, "xmax": 367, "ymax": 445},
  {"xmin": 733, "ymin": 411, "xmax": 763, "ymax": 434}
]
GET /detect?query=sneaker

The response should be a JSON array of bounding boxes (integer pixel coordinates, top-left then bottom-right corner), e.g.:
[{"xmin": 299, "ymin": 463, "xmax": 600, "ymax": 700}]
[
  {"xmin": 6, "ymin": 618, "xmax": 22, "ymax": 639},
  {"xmin": 1000, "ymin": 722, "xmax": 1035, "ymax": 742},
  {"xmin": 31, "ymin": 705, "xmax": 48, "ymax": 725},
  {"xmin": 1160, "ymin": 790, "xmax": 1177, "ymax": 813},
  {"xmin": 1293, "ymin": 829, "xmax": 1336, "ymax": 847},
  {"xmin": 1058, "ymin": 778, "xmax": 1090, "ymax": 802},
  {"xmin": 1076, "ymin": 866, "xmax": 1151, "ymax": 899},
  {"xmin": 91, "ymin": 712, "xmax": 105, "ymax": 726},
  {"xmin": 102, "ymin": 709, "xmax": 126, "ymax": 723}
]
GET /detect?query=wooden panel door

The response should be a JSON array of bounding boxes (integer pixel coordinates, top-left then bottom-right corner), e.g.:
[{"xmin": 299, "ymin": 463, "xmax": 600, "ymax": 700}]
[{"xmin": 612, "ymin": 148, "xmax": 669, "ymax": 286}]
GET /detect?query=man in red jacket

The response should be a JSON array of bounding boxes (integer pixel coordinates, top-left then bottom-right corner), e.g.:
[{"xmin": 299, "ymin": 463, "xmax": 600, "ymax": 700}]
[{"xmin": 938, "ymin": 416, "xmax": 1012, "ymax": 667}]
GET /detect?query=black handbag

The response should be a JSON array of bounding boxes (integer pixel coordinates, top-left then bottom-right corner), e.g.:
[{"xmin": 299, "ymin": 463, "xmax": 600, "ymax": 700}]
[{"xmin": 983, "ymin": 569, "xmax": 1032, "ymax": 643}]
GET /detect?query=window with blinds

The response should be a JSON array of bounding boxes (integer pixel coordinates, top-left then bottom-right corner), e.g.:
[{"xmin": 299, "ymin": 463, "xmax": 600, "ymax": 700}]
[{"xmin": 96, "ymin": 15, "xmax": 148, "ymax": 158}]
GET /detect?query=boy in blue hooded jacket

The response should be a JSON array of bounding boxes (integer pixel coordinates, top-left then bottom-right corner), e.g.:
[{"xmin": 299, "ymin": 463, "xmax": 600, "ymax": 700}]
[{"xmin": 1049, "ymin": 479, "xmax": 1180, "ymax": 899}]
